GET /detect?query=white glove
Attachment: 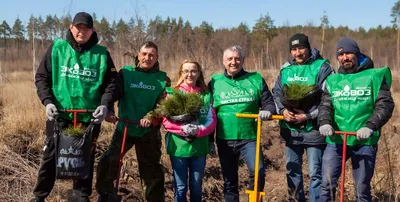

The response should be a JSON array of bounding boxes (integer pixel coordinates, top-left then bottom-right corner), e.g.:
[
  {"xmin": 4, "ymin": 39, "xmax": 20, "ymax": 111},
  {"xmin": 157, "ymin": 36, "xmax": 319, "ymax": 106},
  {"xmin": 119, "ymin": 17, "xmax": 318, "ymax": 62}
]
[
  {"xmin": 45, "ymin": 104, "xmax": 58, "ymax": 121},
  {"xmin": 181, "ymin": 124, "xmax": 199, "ymax": 137},
  {"xmin": 319, "ymin": 124, "xmax": 334, "ymax": 137},
  {"xmin": 356, "ymin": 127, "xmax": 373, "ymax": 140},
  {"xmin": 92, "ymin": 105, "xmax": 108, "ymax": 124},
  {"xmin": 258, "ymin": 110, "xmax": 272, "ymax": 121}
]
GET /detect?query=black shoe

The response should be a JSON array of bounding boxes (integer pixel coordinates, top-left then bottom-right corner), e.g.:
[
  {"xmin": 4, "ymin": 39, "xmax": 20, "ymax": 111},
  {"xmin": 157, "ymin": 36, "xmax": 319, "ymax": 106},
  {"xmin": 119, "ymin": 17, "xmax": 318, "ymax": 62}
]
[{"xmin": 29, "ymin": 198, "xmax": 44, "ymax": 202}]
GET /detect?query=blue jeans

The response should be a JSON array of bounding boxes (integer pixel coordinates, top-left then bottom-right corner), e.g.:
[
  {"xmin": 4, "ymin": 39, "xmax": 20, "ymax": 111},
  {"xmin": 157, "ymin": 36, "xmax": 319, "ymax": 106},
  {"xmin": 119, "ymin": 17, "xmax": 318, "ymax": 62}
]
[
  {"xmin": 319, "ymin": 144, "xmax": 377, "ymax": 202},
  {"xmin": 217, "ymin": 140, "xmax": 265, "ymax": 202},
  {"xmin": 285, "ymin": 144, "xmax": 324, "ymax": 202},
  {"xmin": 170, "ymin": 155, "xmax": 206, "ymax": 202}
]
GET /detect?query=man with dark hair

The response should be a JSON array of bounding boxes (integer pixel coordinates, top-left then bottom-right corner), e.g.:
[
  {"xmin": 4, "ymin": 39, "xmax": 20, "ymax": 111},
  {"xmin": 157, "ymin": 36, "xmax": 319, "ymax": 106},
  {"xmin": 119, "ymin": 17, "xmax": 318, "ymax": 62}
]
[
  {"xmin": 96, "ymin": 41, "xmax": 170, "ymax": 202},
  {"xmin": 32, "ymin": 11, "xmax": 118, "ymax": 202},
  {"xmin": 208, "ymin": 45, "xmax": 276, "ymax": 202},
  {"xmin": 272, "ymin": 33, "xmax": 334, "ymax": 202},
  {"xmin": 318, "ymin": 37, "xmax": 394, "ymax": 202}
]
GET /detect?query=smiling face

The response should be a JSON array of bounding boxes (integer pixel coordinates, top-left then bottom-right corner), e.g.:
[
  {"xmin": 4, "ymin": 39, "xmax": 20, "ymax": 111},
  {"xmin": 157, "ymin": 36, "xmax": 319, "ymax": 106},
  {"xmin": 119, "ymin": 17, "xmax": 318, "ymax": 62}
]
[
  {"xmin": 338, "ymin": 52, "xmax": 358, "ymax": 73},
  {"xmin": 138, "ymin": 47, "xmax": 159, "ymax": 70},
  {"xmin": 69, "ymin": 24, "xmax": 94, "ymax": 44},
  {"xmin": 223, "ymin": 50, "xmax": 243, "ymax": 76},
  {"xmin": 181, "ymin": 62, "xmax": 200, "ymax": 87},
  {"xmin": 290, "ymin": 46, "xmax": 310, "ymax": 64}
]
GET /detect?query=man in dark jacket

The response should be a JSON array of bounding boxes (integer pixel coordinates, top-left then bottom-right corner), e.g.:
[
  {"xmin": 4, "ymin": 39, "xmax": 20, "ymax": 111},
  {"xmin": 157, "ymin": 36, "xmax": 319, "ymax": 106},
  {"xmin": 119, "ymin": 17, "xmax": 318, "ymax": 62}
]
[
  {"xmin": 208, "ymin": 45, "xmax": 276, "ymax": 202},
  {"xmin": 272, "ymin": 33, "xmax": 334, "ymax": 202},
  {"xmin": 318, "ymin": 37, "xmax": 394, "ymax": 202},
  {"xmin": 96, "ymin": 41, "xmax": 170, "ymax": 202},
  {"xmin": 32, "ymin": 12, "xmax": 118, "ymax": 202}
]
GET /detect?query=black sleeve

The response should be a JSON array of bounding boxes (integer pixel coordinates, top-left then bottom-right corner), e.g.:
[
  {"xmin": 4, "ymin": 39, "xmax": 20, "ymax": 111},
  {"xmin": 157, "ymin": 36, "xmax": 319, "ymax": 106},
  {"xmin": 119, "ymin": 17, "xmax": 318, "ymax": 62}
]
[
  {"xmin": 99, "ymin": 51, "xmax": 119, "ymax": 109},
  {"xmin": 318, "ymin": 87, "xmax": 333, "ymax": 126},
  {"xmin": 366, "ymin": 80, "xmax": 394, "ymax": 130},
  {"xmin": 305, "ymin": 62, "xmax": 335, "ymax": 119},
  {"xmin": 260, "ymin": 78, "xmax": 276, "ymax": 114},
  {"xmin": 316, "ymin": 62, "xmax": 334, "ymax": 90},
  {"xmin": 35, "ymin": 44, "xmax": 54, "ymax": 106},
  {"xmin": 272, "ymin": 73, "xmax": 284, "ymax": 115}
]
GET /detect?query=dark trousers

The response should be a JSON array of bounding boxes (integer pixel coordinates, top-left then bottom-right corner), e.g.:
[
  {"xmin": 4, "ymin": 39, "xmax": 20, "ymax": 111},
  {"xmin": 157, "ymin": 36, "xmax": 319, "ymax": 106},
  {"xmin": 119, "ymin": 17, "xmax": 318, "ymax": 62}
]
[
  {"xmin": 33, "ymin": 119, "xmax": 100, "ymax": 200},
  {"xmin": 217, "ymin": 139, "xmax": 265, "ymax": 202},
  {"xmin": 96, "ymin": 128, "xmax": 165, "ymax": 202}
]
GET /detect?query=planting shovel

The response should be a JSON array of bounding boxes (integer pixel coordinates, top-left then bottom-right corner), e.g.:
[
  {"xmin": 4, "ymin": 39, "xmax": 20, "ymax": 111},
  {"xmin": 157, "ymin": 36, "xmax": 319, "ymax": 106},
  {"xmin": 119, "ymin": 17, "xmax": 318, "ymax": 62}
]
[
  {"xmin": 57, "ymin": 109, "xmax": 96, "ymax": 202},
  {"xmin": 334, "ymin": 131, "xmax": 357, "ymax": 202},
  {"xmin": 236, "ymin": 113, "xmax": 284, "ymax": 202},
  {"xmin": 101, "ymin": 118, "xmax": 140, "ymax": 202}
]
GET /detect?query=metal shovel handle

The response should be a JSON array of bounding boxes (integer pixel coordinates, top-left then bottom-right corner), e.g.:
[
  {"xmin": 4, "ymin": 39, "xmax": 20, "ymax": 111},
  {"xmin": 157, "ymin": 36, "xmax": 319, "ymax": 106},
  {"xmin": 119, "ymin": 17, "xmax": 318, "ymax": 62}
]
[{"xmin": 334, "ymin": 131, "xmax": 357, "ymax": 202}]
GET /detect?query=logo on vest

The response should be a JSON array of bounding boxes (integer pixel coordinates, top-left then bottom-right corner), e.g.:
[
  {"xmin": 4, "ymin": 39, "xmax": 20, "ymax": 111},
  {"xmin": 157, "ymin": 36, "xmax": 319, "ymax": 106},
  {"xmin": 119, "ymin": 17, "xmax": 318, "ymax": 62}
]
[
  {"xmin": 219, "ymin": 87, "xmax": 255, "ymax": 104},
  {"xmin": 61, "ymin": 63, "xmax": 98, "ymax": 81},
  {"xmin": 287, "ymin": 73, "xmax": 308, "ymax": 82},
  {"xmin": 332, "ymin": 85, "xmax": 371, "ymax": 101},
  {"xmin": 130, "ymin": 81, "xmax": 156, "ymax": 90}
]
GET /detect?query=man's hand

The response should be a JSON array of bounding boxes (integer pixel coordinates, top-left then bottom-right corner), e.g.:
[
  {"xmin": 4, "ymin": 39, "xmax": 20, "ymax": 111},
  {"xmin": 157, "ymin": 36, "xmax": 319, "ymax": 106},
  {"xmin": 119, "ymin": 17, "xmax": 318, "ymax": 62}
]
[
  {"xmin": 92, "ymin": 105, "xmax": 108, "ymax": 124},
  {"xmin": 319, "ymin": 124, "xmax": 334, "ymax": 137},
  {"xmin": 283, "ymin": 109, "xmax": 296, "ymax": 122},
  {"xmin": 356, "ymin": 127, "xmax": 373, "ymax": 140},
  {"xmin": 258, "ymin": 110, "xmax": 272, "ymax": 121},
  {"xmin": 293, "ymin": 109, "xmax": 307, "ymax": 124},
  {"xmin": 105, "ymin": 111, "xmax": 117, "ymax": 124},
  {"xmin": 181, "ymin": 124, "xmax": 199, "ymax": 137},
  {"xmin": 45, "ymin": 104, "xmax": 58, "ymax": 121},
  {"xmin": 140, "ymin": 119, "xmax": 152, "ymax": 128}
]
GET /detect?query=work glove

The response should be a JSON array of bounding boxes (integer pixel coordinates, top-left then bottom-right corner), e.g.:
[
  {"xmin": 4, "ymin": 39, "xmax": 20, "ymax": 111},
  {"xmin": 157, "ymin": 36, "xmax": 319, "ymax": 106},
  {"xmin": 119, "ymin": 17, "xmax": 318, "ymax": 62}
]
[
  {"xmin": 209, "ymin": 142, "xmax": 217, "ymax": 157},
  {"xmin": 92, "ymin": 105, "xmax": 108, "ymax": 124},
  {"xmin": 45, "ymin": 103, "xmax": 58, "ymax": 121},
  {"xmin": 181, "ymin": 124, "xmax": 199, "ymax": 138},
  {"xmin": 319, "ymin": 124, "xmax": 334, "ymax": 137},
  {"xmin": 356, "ymin": 127, "xmax": 374, "ymax": 140},
  {"xmin": 258, "ymin": 110, "xmax": 272, "ymax": 121}
]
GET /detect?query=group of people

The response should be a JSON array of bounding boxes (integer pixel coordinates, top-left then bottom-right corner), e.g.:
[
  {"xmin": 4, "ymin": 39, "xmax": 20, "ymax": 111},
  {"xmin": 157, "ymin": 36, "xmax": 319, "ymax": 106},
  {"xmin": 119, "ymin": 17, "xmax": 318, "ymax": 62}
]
[{"xmin": 30, "ymin": 12, "xmax": 394, "ymax": 202}]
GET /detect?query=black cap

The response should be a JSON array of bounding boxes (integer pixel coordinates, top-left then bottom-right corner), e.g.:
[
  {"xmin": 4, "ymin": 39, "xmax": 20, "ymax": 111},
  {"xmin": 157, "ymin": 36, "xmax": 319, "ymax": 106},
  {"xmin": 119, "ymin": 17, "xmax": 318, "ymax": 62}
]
[
  {"xmin": 289, "ymin": 33, "xmax": 311, "ymax": 51},
  {"xmin": 72, "ymin": 12, "xmax": 93, "ymax": 28}
]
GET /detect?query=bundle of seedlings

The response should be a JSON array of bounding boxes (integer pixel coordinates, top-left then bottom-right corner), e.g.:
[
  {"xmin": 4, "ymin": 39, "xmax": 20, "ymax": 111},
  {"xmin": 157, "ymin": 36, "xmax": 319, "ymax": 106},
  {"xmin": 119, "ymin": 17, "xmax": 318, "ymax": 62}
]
[
  {"xmin": 154, "ymin": 89, "xmax": 204, "ymax": 123},
  {"xmin": 62, "ymin": 125, "xmax": 85, "ymax": 136},
  {"xmin": 282, "ymin": 83, "xmax": 320, "ymax": 110}
]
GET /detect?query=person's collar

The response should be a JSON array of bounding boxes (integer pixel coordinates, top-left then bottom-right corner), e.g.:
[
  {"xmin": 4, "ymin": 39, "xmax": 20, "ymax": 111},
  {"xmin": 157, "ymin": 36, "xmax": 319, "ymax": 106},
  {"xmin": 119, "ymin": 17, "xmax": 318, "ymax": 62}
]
[
  {"xmin": 179, "ymin": 82, "xmax": 201, "ymax": 93},
  {"xmin": 223, "ymin": 67, "xmax": 247, "ymax": 79}
]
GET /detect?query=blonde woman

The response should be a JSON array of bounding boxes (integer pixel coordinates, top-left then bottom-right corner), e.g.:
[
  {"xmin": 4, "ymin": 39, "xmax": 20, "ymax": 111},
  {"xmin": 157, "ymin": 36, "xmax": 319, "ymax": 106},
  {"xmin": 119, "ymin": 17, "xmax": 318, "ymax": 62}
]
[{"xmin": 162, "ymin": 59, "xmax": 216, "ymax": 202}]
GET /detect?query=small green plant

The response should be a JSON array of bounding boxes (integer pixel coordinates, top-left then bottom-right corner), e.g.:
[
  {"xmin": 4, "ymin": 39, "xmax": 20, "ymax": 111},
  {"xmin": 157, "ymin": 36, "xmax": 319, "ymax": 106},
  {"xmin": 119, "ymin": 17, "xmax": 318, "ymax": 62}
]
[
  {"xmin": 283, "ymin": 83, "xmax": 316, "ymax": 100},
  {"xmin": 155, "ymin": 89, "xmax": 203, "ymax": 118},
  {"xmin": 62, "ymin": 125, "xmax": 85, "ymax": 136}
]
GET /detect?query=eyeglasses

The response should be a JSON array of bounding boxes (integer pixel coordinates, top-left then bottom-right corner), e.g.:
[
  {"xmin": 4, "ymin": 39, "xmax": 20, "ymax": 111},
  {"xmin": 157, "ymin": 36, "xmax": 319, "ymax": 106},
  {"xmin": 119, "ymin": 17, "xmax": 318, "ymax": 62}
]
[{"xmin": 182, "ymin": 70, "xmax": 199, "ymax": 75}]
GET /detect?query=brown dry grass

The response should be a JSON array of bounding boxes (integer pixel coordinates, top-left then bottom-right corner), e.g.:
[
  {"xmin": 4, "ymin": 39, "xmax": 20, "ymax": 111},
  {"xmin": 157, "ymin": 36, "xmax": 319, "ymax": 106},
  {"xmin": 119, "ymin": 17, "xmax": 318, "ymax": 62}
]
[{"xmin": 0, "ymin": 68, "xmax": 398, "ymax": 202}]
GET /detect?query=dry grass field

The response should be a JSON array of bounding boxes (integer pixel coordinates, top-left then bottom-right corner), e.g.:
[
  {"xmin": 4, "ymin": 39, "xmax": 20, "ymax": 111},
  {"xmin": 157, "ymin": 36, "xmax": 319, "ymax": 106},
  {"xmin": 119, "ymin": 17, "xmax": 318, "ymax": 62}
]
[{"xmin": 0, "ymin": 67, "xmax": 398, "ymax": 202}]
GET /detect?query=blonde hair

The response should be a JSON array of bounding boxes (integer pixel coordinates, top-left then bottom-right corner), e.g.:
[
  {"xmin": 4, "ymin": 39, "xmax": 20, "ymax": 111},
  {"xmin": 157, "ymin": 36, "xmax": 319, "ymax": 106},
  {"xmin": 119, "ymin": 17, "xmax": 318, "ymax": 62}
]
[{"xmin": 175, "ymin": 59, "xmax": 209, "ymax": 93}]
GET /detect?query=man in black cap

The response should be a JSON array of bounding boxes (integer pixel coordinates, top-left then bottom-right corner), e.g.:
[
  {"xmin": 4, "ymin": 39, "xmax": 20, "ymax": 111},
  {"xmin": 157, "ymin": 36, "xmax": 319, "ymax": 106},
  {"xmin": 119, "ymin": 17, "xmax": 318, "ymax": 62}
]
[
  {"xmin": 318, "ymin": 37, "xmax": 394, "ymax": 201},
  {"xmin": 31, "ymin": 12, "xmax": 118, "ymax": 202},
  {"xmin": 272, "ymin": 33, "xmax": 334, "ymax": 202}
]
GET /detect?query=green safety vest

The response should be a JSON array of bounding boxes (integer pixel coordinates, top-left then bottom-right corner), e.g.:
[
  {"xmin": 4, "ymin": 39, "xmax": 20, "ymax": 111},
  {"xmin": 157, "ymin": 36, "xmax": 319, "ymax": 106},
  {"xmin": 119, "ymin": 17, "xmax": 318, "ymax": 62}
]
[
  {"xmin": 116, "ymin": 66, "xmax": 166, "ymax": 137},
  {"xmin": 279, "ymin": 59, "xmax": 328, "ymax": 132},
  {"xmin": 51, "ymin": 39, "xmax": 107, "ymax": 122},
  {"xmin": 211, "ymin": 72, "xmax": 263, "ymax": 140},
  {"xmin": 325, "ymin": 67, "xmax": 392, "ymax": 146},
  {"xmin": 165, "ymin": 87, "xmax": 212, "ymax": 157}
]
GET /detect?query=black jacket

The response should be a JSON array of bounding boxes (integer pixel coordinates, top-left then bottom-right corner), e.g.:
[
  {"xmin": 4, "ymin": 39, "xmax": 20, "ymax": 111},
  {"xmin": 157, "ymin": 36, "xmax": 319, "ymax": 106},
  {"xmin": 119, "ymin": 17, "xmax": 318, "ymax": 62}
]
[
  {"xmin": 117, "ymin": 56, "xmax": 171, "ymax": 109},
  {"xmin": 208, "ymin": 67, "xmax": 276, "ymax": 145},
  {"xmin": 318, "ymin": 54, "xmax": 394, "ymax": 131},
  {"xmin": 35, "ymin": 30, "xmax": 118, "ymax": 109},
  {"xmin": 273, "ymin": 48, "xmax": 334, "ymax": 145},
  {"xmin": 208, "ymin": 68, "xmax": 276, "ymax": 113}
]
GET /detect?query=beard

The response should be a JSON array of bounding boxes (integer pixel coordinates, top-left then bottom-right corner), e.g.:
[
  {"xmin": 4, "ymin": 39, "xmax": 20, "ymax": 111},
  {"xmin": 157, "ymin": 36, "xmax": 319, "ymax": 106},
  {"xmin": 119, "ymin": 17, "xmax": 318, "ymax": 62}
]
[{"xmin": 342, "ymin": 61, "xmax": 357, "ymax": 73}]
